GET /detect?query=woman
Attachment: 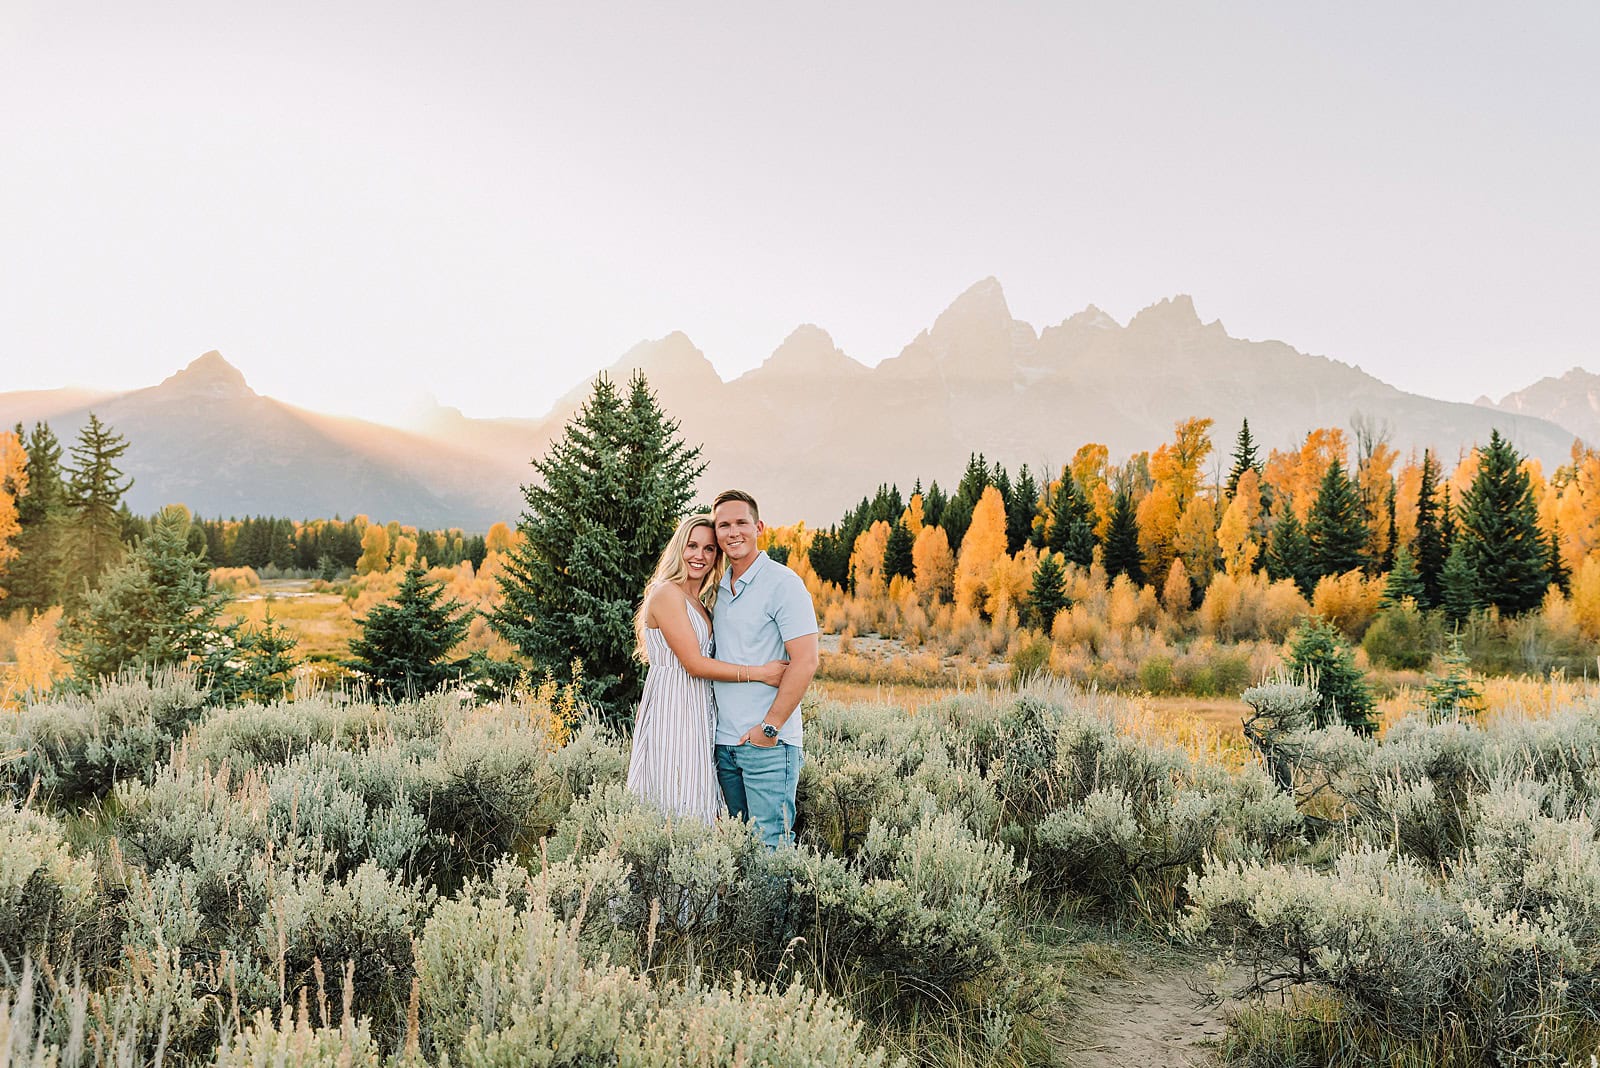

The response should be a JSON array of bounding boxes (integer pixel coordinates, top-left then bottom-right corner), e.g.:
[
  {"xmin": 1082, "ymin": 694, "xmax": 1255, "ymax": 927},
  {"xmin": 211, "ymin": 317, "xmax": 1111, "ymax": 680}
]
[{"xmin": 626, "ymin": 514, "xmax": 787, "ymax": 823}]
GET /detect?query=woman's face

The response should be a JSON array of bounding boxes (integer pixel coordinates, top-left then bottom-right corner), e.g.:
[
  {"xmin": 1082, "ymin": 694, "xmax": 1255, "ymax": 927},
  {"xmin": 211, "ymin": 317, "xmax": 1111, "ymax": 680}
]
[{"xmin": 683, "ymin": 524, "xmax": 718, "ymax": 584}]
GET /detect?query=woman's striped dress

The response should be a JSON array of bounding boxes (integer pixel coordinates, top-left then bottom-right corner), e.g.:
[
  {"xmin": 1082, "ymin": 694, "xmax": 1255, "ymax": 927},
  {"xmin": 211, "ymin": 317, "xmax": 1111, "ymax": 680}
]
[{"xmin": 625, "ymin": 593, "xmax": 724, "ymax": 824}]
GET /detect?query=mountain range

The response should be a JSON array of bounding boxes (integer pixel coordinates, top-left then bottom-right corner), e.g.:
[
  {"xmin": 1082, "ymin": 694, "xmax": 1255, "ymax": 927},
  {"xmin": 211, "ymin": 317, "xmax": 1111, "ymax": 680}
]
[{"xmin": 2, "ymin": 279, "xmax": 1591, "ymax": 528}]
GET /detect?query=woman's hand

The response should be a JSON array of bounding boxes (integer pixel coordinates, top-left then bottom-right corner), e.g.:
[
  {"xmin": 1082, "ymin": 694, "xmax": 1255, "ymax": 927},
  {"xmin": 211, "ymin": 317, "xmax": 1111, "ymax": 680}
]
[{"xmin": 751, "ymin": 659, "xmax": 788, "ymax": 686}]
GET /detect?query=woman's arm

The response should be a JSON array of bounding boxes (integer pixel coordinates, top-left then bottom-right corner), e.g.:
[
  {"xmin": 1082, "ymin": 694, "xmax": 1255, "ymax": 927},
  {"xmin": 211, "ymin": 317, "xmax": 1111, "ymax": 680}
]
[{"xmin": 648, "ymin": 586, "xmax": 787, "ymax": 684}]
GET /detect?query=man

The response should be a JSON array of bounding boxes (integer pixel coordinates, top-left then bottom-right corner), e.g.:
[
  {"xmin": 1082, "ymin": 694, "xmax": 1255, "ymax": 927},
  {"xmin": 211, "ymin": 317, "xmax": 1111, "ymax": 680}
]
[{"xmin": 710, "ymin": 488, "xmax": 820, "ymax": 847}]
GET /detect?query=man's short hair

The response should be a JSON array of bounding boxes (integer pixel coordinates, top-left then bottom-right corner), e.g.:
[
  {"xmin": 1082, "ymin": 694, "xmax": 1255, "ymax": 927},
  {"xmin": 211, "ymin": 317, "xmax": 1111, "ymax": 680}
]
[{"xmin": 713, "ymin": 489, "xmax": 760, "ymax": 523}]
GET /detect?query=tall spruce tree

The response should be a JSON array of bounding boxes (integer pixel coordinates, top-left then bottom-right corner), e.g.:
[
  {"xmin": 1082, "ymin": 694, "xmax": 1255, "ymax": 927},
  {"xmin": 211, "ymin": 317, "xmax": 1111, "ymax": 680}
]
[
  {"xmin": 1456, "ymin": 430, "xmax": 1549, "ymax": 616},
  {"xmin": 883, "ymin": 519, "xmax": 915, "ymax": 581},
  {"xmin": 1265, "ymin": 508, "xmax": 1315, "ymax": 596},
  {"xmin": 1225, "ymin": 419, "xmax": 1261, "ymax": 498},
  {"xmin": 941, "ymin": 453, "xmax": 991, "ymax": 552},
  {"xmin": 1046, "ymin": 470, "xmax": 1096, "ymax": 567},
  {"xmin": 345, "ymin": 561, "xmax": 472, "ymax": 701},
  {"xmin": 1413, "ymin": 450, "xmax": 1447, "ymax": 607},
  {"xmin": 67, "ymin": 507, "xmax": 226, "ymax": 684},
  {"xmin": 1007, "ymin": 465, "xmax": 1038, "ymax": 554},
  {"xmin": 1439, "ymin": 541, "xmax": 1480, "ymax": 626},
  {"xmin": 1545, "ymin": 521, "xmax": 1570, "ymax": 593},
  {"xmin": 1102, "ymin": 490, "xmax": 1143, "ymax": 584},
  {"xmin": 9, "ymin": 422, "xmax": 69, "ymax": 612},
  {"xmin": 807, "ymin": 527, "xmax": 851, "ymax": 587},
  {"xmin": 490, "ymin": 372, "xmax": 703, "ymax": 717},
  {"xmin": 1029, "ymin": 552, "xmax": 1068, "ymax": 631},
  {"xmin": 1288, "ymin": 617, "xmax": 1375, "ymax": 733},
  {"xmin": 1306, "ymin": 459, "xmax": 1368, "ymax": 581},
  {"xmin": 62, "ymin": 414, "xmax": 133, "ymax": 600},
  {"xmin": 1381, "ymin": 544, "xmax": 1427, "ymax": 606},
  {"xmin": 922, "ymin": 480, "xmax": 947, "ymax": 530}
]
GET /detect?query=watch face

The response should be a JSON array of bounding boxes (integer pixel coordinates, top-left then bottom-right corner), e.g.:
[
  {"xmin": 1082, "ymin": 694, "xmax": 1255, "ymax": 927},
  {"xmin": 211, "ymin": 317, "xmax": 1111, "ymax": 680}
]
[{"xmin": 762, "ymin": 724, "xmax": 778, "ymax": 738}]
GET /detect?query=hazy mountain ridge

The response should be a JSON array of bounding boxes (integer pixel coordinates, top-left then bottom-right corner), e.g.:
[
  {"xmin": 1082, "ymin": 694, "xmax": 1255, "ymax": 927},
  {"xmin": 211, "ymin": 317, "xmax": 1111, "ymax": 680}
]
[
  {"xmin": 1477, "ymin": 368, "xmax": 1600, "ymax": 451},
  {"xmin": 1, "ymin": 283, "xmax": 1590, "ymax": 527}
]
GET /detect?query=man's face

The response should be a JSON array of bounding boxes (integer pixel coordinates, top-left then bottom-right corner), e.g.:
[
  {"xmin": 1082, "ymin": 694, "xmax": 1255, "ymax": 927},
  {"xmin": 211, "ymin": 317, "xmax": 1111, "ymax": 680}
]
[{"xmin": 713, "ymin": 500, "xmax": 763, "ymax": 565}]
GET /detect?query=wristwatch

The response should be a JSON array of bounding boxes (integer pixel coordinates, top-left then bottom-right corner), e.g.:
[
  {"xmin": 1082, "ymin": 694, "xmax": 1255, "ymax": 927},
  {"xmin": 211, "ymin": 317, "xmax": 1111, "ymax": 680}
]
[{"xmin": 760, "ymin": 723, "xmax": 779, "ymax": 740}]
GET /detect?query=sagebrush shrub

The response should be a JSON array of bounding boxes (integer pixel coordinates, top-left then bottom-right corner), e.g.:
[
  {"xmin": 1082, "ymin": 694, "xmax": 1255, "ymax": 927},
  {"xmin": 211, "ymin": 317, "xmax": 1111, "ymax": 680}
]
[
  {"xmin": 0, "ymin": 804, "xmax": 98, "ymax": 972},
  {"xmin": 2, "ymin": 671, "xmax": 207, "ymax": 805}
]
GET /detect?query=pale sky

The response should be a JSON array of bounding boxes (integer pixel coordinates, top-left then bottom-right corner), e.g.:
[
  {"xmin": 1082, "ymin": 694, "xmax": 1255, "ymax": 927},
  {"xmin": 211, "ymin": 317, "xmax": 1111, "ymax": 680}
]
[{"xmin": 2, "ymin": 2, "xmax": 1596, "ymax": 424}]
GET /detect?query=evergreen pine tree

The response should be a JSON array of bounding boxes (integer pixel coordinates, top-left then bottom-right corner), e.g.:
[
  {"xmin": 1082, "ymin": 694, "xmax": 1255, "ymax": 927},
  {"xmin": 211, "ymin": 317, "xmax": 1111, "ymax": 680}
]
[
  {"xmin": 1381, "ymin": 544, "xmax": 1427, "ymax": 607},
  {"xmin": 206, "ymin": 610, "xmax": 301, "ymax": 704},
  {"xmin": 942, "ymin": 453, "xmax": 991, "ymax": 552},
  {"xmin": 1306, "ymin": 458, "xmax": 1368, "ymax": 581},
  {"xmin": 1382, "ymin": 490, "xmax": 1398, "ymax": 572},
  {"xmin": 922, "ymin": 480, "xmax": 947, "ymax": 530},
  {"xmin": 1029, "ymin": 552, "xmax": 1068, "ymax": 631},
  {"xmin": 68, "ymin": 507, "xmax": 226, "ymax": 683},
  {"xmin": 1439, "ymin": 541, "xmax": 1480, "ymax": 625},
  {"xmin": 1046, "ymin": 471, "xmax": 1096, "ymax": 568},
  {"xmin": 1007, "ymin": 465, "xmax": 1038, "ymax": 554},
  {"xmin": 883, "ymin": 520, "xmax": 915, "ymax": 581},
  {"xmin": 62, "ymin": 413, "xmax": 133, "ymax": 599},
  {"xmin": 1456, "ymin": 430, "xmax": 1549, "ymax": 616},
  {"xmin": 807, "ymin": 527, "xmax": 851, "ymax": 587},
  {"xmin": 1225, "ymin": 418, "xmax": 1261, "ymax": 498},
  {"xmin": 1265, "ymin": 508, "xmax": 1315, "ymax": 595},
  {"xmin": 8, "ymin": 422, "xmax": 69, "ymax": 613},
  {"xmin": 1287, "ymin": 617, "xmax": 1375, "ymax": 733},
  {"xmin": 1423, "ymin": 634, "xmax": 1483, "ymax": 722},
  {"xmin": 1545, "ymin": 522, "xmax": 1570, "ymax": 593},
  {"xmin": 489, "ymin": 372, "xmax": 703, "ymax": 716},
  {"xmin": 1102, "ymin": 490, "xmax": 1143, "ymax": 584},
  {"xmin": 345, "ymin": 561, "xmax": 472, "ymax": 701},
  {"xmin": 1413, "ymin": 450, "xmax": 1446, "ymax": 607}
]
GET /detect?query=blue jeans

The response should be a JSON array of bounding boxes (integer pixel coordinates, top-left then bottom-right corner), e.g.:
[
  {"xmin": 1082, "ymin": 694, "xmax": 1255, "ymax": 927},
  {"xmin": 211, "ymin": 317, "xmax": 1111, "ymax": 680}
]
[{"xmin": 715, "ymin": 742, "xmax": 802, "ymax": 848}]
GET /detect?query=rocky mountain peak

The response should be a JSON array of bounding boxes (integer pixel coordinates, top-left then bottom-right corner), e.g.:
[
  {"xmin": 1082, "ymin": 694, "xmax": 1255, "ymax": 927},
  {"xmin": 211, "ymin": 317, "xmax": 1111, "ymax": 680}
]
[
  {"xmin": 156, "ymin": 351, "xmax": 256, "ymax": 399},
  {"xmin": 930, "ymin": 276, "xmax": 1015, "ymax": 341},
  {"xmin": 753, "ymin": 324, "xmax": 866, "ymax": 379}
]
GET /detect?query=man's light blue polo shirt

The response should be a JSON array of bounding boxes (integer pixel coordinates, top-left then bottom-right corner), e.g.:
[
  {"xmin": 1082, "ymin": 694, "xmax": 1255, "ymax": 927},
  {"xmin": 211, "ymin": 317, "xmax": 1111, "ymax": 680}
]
[{"xmin": 712, "ymin": 551, "xmax": 818, "ymax": 747}]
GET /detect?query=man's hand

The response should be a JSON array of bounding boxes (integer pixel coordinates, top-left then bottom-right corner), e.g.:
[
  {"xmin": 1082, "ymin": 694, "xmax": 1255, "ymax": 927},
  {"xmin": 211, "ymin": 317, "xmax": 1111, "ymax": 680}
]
[{"xmin": 738, "ymin": 726, "xmax": 780, "ymax": 747}]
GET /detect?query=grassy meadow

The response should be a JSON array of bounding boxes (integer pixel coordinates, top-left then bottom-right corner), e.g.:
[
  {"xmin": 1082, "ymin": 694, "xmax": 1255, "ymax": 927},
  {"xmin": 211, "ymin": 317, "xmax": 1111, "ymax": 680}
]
[{"xmin": 4, "ymin": 665, "xmax": 1600, "ymax": 1067}]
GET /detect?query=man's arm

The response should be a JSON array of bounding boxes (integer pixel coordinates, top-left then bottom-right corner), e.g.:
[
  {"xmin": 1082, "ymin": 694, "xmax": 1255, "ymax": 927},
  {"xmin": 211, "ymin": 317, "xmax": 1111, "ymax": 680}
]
[{"xmin": 739, "ymin": 632, "xmax": 818, "ymax": 744}]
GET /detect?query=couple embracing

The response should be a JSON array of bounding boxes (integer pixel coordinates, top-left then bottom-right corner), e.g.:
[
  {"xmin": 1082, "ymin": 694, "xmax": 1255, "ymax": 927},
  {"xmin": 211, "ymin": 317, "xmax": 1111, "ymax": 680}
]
[{"xmin": 625, "ymin": 489, "xmax": 820, "ymax": 847}]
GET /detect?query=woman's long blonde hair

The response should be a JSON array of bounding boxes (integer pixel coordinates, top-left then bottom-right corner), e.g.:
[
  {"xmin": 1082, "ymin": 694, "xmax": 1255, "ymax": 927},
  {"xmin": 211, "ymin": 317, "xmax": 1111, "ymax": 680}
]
[{"xmin": 634, "ymin": 514, "xmax": 724, "ymax": 661}]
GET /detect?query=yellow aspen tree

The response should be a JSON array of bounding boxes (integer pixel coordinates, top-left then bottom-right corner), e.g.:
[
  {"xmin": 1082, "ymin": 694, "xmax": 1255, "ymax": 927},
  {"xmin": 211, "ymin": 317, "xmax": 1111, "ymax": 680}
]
[
  {"xmin": 0, "ymin": 429, "xmax": 26, "ymax": 596},
  {"xmin": 1357, "ymin": 441, "xmax": 1397, "ymax": 564},
  {"xmin": 954, "ymin": 486, "xmax": 1008, "ymax": 615},
  {"xmin": 912, "ymin": 525, "xmax": 955, "ymax": 604},
  {"xmin": 1448, "ymin": 447, "xmax": 1480, "ymax": 503},
  {"xmin": 393, "ymin": 535, "xmax": 418, "ymax": 567},
  {"xmin": 1174, "ymin": 494, "xmax": 1220, "ymax": 591},
  {"xmin": 1161, "ymin": 557, "xmax": 1191, "ymax": 612},
  {"xmin": 1570, "ymin": 557, "xmax": 1600, "ymax": 638},
  {"xmin": 1136, "ymin": 483, "xmax": 1179, "ymax": 584},
  {"xmin": 0, "ymin": 606, "xmax": 65, "ymax": 710},
  {"xmin": 900, "ymin": 494, "xmax": 924, "ymax": 536},
  {"xmin": 1263, "ymin": 428, "xmax": 1349, "ymax": 520},
  {"xmin": 1218, "ymin": 468, "xmax": 1263, "ymax": 576},
  {"xmin": 485, "ymin": 521, "xmax": 516, "ymax": 554},
  {"xmin": 849, "ymin": 520, "xmax": 891, "ymax": 598},
  {"xmin": 1071, "ymin": 443, "xmax": 1114, "ymax": 536},
  {"xmin": 1393, "ymin": 453, "xmax": 1423, "ymax": 549},
  {"xmin": 1151, "ymin": 417, "xmax": 1214, "ymax": 509},
  {"xmin": 988, "ymin": 542, "xmax": 1038, "ymax": 621},
  {"xmin": 357, "ymin": 523, "xmax": 391, "ymax": 575}
]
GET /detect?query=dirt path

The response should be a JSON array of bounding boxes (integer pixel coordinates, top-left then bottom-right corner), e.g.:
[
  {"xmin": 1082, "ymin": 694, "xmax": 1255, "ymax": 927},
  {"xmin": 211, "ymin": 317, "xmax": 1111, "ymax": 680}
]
[{"xmin": 1053, "ymin": 945, "xmax": 1229, "ymax": 1068}]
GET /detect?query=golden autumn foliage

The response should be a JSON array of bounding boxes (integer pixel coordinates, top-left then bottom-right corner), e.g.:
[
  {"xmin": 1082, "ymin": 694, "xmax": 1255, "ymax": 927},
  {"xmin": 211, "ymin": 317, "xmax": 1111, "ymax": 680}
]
[
  {"xmin": 1149, "ymin": 417, "xmax": 1214, "ymax": 509},
  {"xmin": 954, "ymin": 487, "xmax": 1008, "ymax": 615},
  {"xmin": 986, "ymin": 542, "xmax": 1038, "ymax": 623},
  {"xmin": 1570, "ymin": 557, "xmax": 1600, "ymax": 639},
  {"xmin": 1174, "ymin": 495, "xmax": 1220, "ymax": 589},
  {"xmin": 0, "ymin": 429, "xmax": 26, "ymax": 597},
  {"xmin": 356, "ymin": 524, "xmax": 390, "ymax": 575},
  {"xmin": 1161, "ymin": 557, "xmax": 1191, "ymax": 612},
  {"xmin": 1135, "ymin": 483, "xmax": 1180, "ymax": 582},
  {"xmin": 900, "ymin": 493, "xmax": 924, "ymax": 536},
  {"xmin": 485, "ymin": 521, "xmax": 517, "ymax": 554},
  {"xmin": 849, "ymin": 520, "xmax": 891, "ymax": 597},
  {"xmin": 1311, "ymin": 568, "xmax": 1384, "ymax": 639},
  {"xmin": 1218, "ymin": 469, "xmax": 1262, "ymax": 576},
  {"xmin": 1263, "ymin": 427, "xmax": 1349, "ymax": 520},
  {"xmin": 1, "ymin": 607, "xmax": 66, "ymax": 710},
  {"xmin": 1357, "ymin": 441, "xmax": 1398, "ymax": 564},
  {"xmin": 912, "ymin": 525, "xmax": 954, "ymax": 604},
  {"xmin": 1070, "ymin": 443, "xmax": 1114, "ymax": 536}
]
